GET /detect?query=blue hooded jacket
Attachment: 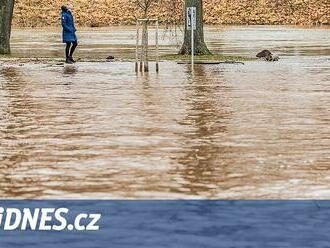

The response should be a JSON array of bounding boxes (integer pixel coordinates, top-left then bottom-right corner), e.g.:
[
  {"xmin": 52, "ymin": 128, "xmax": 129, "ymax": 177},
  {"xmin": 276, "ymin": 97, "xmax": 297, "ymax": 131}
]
[{"xmin": 61, "ymin": 10, "xmax": 77, "ymax": 43}]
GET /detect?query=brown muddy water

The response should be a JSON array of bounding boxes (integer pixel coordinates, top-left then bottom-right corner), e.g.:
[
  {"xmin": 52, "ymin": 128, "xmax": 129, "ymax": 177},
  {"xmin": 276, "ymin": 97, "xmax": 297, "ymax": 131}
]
[{"xmin": 0, "ymin": 26, "xmax": 329, "ymax": 199}]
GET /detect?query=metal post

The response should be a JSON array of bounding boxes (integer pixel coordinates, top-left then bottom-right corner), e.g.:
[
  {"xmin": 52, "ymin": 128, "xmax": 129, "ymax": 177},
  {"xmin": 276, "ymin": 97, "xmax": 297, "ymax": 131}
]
[
  {"xmin": 191, "ymin": 25, "xmax": 194, "ymax": 68},
  {"xmin": 187, "ymin": 7, "xmax": 196, "ymax": 70}
]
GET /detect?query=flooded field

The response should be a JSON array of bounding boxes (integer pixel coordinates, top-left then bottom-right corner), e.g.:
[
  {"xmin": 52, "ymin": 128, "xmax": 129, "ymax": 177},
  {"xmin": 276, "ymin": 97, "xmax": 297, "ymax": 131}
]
[{"xmin": 0, "ymin": 26, "xmax": 329, "ymax": 199}]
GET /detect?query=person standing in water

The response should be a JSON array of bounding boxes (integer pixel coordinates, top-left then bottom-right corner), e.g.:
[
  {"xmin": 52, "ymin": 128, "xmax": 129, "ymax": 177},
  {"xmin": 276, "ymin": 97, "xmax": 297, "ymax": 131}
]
[{"xmin": 61, "ymin": 3, "xmax": 78, "ymax": 64}]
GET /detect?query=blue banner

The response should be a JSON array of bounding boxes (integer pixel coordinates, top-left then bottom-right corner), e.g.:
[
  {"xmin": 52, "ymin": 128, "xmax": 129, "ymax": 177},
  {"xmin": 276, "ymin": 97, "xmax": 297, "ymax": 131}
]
[{"xmin": 0, "ymin": 201, "xmax": 329, "ymax": 248}]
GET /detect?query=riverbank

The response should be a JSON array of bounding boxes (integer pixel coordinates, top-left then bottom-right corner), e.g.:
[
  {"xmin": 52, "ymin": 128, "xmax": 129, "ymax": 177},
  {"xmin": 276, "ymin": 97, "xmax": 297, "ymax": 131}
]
[
  {"xmin": 0, "ymin": 54, "xmax": 256, "ymax": 66},
  {"xmin": 13, "ymin": 0, "xmax": 329, "ymax": 27}
]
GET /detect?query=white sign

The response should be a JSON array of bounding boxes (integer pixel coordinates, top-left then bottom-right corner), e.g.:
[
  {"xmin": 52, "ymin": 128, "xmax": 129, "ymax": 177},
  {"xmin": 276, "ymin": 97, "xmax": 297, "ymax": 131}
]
[{"xmin": 187, "ymin": 7, "xmax": 196, "ymax": 31}]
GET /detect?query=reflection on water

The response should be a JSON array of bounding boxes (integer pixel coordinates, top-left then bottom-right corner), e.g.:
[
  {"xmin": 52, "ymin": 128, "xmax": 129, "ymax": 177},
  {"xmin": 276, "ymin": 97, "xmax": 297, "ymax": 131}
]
[
  {"xmin": 0, "ymin": 26, "xmax": 330, "ymax": 199},
  {"xmin": 174, "ymin": 65, "xmax": 232, "ymax": 195}
]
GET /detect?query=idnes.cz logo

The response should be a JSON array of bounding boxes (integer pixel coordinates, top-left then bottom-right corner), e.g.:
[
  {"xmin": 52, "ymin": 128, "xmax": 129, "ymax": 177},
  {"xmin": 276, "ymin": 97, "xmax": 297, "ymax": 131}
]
[{"xmin": 0, "ymin": 207, "xmax": 101, "ymax": 231}]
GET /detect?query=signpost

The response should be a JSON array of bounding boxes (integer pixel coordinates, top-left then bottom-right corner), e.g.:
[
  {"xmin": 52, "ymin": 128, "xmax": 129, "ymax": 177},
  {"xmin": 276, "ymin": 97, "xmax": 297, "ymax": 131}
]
[{"xmin": 187, "ymin": 7, "xmax": 196, "ymax": 68}]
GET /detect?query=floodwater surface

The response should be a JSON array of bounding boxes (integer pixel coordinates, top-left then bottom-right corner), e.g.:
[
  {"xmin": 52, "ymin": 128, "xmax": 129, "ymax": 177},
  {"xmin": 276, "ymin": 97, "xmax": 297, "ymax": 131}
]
[{"xmin": 0, "ymin": 26, "xmax": 329, "ymax": 199}]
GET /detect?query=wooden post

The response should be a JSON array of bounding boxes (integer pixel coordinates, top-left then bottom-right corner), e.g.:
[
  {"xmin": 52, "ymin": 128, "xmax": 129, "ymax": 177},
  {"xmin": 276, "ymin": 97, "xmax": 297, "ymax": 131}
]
[
  {"xmin": 135, "ymin": 23, "xmax": 140, "ymax": 73},
  {"xmin": 143, "ymin": 20, "xmax": 149, "ymax": 72},
  {"xmin": 136, "ymin": 19, "xmax": 159, "ymax": 73},
  {"xmin": 155, "ymin": 20, "xmax": 159, "ymax": 72},
  {"xmin": 139, "ymin": 21, "xmax": 144, "ymax": 72}
]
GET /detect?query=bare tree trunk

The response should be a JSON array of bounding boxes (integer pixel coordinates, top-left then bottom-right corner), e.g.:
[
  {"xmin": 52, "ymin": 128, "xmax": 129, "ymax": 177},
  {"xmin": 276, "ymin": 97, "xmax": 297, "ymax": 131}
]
[
  {"xmin": 0, "ymin": 0, "xmax": 15, "ymax": 54},
  {"xmin": 179, "ymin": 0, "xmax": 211, "ymax": 55}
]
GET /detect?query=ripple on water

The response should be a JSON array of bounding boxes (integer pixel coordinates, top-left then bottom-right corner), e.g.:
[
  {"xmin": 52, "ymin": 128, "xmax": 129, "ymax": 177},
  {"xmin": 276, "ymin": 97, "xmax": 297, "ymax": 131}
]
[{"xmin": 1, "ymin": 26, "xmax": 330, "ymax": 199}]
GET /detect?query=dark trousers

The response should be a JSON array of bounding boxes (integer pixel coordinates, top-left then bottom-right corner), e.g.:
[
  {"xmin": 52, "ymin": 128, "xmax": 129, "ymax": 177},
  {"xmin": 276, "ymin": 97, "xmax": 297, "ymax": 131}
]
[{"xmin": 65, "ymin": 41, "xmax": 78, "ymax": 59}]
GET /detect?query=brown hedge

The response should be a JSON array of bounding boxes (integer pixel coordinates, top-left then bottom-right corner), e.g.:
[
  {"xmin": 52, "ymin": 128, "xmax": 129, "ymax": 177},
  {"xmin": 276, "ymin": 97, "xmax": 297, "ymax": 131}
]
[{"xmin": 12, "ymin": 0, "xmax": 330, "ymax": 27}]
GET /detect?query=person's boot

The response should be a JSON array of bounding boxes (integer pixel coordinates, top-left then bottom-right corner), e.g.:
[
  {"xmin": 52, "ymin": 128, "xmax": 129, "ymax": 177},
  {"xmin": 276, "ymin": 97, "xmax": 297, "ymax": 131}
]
[
  {"xmin": 69, "ymin": 56, "xmax": 76, "ymax": 63},
  {"xmin": 65, "ymin": 57, "xmax": 73, "ymax": 64}
]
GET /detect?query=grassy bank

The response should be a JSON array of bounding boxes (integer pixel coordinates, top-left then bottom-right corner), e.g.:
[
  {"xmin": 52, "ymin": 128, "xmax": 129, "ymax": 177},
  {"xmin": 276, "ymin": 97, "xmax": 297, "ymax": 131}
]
[
  {"xmin": 160, "ymin": 54, "xmax": 256, "ymax": 62},
  {"xmin": 0, "ymin": 53, "xmax": 256, "ymax": 64}
]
